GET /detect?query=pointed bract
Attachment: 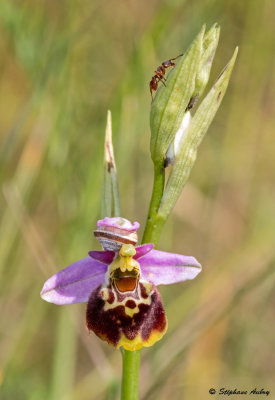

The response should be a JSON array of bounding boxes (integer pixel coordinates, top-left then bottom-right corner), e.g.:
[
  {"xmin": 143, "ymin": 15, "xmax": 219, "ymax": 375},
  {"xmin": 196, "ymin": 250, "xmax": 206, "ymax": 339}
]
[{"xmin": 101, "ymin": 110, "xmax": 121, "ymax": 218}]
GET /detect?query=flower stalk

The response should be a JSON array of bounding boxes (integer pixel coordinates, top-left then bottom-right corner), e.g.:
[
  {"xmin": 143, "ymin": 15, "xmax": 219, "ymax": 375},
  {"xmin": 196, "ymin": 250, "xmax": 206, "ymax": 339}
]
[
  {"xmin": 121, "ymin": 349, "xmax": 141, "ymax": 400},
  {"xmin": 141, "ymin": 162, "xmax": 165, "ymax": 245}
]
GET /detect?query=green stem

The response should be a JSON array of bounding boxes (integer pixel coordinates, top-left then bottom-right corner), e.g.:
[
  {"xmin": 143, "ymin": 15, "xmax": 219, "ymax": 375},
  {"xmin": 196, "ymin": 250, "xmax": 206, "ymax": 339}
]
[
  {"xmin": 142, "ymin": 162, "xmax": 165, "ymax": 247},
  {"xmin": 142, "ymin": 214, "xmax": 166, "ymax": 247},
  {"xmin": 120, "ymin": 163, "xmax": 165, "ymax": 399},
  {"xmin": 121, "ymin": 349, "xmax": 141, "ymax": 400}
]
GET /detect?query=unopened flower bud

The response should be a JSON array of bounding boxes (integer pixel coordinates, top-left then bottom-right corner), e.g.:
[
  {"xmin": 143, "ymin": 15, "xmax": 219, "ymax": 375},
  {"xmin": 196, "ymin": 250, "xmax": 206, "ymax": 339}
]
[
  {"xmin": 150, "ymin": 24, "xmax": 220, "ymax": 166},
  {"xmin": 195, "ymin": 23, "xmax": 220, "ymax": 99},
  {"xmin": 159, "ymin": 47, "xmax": 238, "ymax": 218},
  {"xmin": 150, "ymin": 25, "xmax": 205, "ymax": 165}
]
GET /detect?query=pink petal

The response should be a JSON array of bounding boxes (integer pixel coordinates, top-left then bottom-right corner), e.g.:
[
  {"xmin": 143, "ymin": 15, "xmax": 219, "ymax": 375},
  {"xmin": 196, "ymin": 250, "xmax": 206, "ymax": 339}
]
[
  {"xmin": 40, "ymin": 257, "xmax": 107, "ymax": 305},
  {"xmin": 134, "ymin": 244, "xmax": 154, "ymax": 259},
  {"xmin": 88, "ymin": 250, "xmax": 115, "ymax": 264},
  {"xmin": 97, "ymin": 217, "xmax": 140, "ymax": 232},
  {"xmin": 139, "ymin": 249, "xmax": 201, "ymax": 285}
]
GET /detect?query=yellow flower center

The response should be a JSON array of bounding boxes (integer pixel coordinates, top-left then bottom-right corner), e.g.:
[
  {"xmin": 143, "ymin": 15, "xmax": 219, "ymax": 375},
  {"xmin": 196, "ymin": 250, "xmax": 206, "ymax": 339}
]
[{"xmin": 109, "ymin": 244, "xmax": 140, "ymax": 292}]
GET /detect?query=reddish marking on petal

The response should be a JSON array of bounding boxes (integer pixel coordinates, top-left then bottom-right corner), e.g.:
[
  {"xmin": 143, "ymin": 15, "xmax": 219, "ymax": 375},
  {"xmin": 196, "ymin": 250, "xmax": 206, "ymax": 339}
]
[
  {"xmin": 107, "ymin": 290, "xmax": 115, "ymax": 304},
  {"xmin": 140, "ymin": 283, "xmax": 149, "ymax": 299},
  {"xmin": 125, "ymin": 300, "xmax": 136, "ymax": 309},
  {"xmin": 87, "ymin": 288, "xmax": 121, "ymax": 346},
  {"xmin": 115, "ymin": 277, "xmax": 137, "ymax": 292},
  {"xmin": 140, "ymin": 291, "xmax": 167, "ymax": 342}
]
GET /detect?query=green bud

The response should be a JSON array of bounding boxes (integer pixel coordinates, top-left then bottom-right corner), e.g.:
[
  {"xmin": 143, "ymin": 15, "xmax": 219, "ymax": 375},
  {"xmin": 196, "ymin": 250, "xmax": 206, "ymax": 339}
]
[
  {"xmin": 195, "ymin": 23, "xmax": 220, "ymax": 99},
  {"xmin": 150, "ymin": 25, "xmax": 205, "ymax": 165},
  {"xmin": 101, "ymin": 110, "xmax": 121, "ymax": 218},
  {"xmin": 159, "ymin": 47, "xmax": 238, "ymax": 219},
  {"xmin": 150, "ymin": 24, "xmax": 221, "ymax": 166}
]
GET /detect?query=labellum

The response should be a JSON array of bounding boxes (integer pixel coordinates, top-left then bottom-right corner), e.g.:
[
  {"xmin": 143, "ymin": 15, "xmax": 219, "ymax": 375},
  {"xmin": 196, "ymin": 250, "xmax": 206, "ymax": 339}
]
[{"xmin": 86, "ymin": 244, "xmax": 168, "ymax": 351}]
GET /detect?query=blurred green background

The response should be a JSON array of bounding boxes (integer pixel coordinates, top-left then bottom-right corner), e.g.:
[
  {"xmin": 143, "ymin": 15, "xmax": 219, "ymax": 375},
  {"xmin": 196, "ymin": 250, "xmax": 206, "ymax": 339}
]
[{"xmin": 0, "ymin": 0, "xmax": 274, "ymax": 399}]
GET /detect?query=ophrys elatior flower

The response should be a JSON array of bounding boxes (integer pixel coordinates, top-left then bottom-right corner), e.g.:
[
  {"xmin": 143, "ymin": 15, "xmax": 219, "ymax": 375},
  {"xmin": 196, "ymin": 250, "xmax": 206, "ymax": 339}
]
[{"xmin": 41, "ymin": 217, "xmax": 201, "ymax": 351}]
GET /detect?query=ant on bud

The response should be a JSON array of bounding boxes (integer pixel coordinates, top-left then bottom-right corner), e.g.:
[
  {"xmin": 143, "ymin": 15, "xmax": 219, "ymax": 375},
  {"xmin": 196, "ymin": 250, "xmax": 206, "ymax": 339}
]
[{"xmin": 149, "ymin": 54, "xmax": 183, "ymax": 102}]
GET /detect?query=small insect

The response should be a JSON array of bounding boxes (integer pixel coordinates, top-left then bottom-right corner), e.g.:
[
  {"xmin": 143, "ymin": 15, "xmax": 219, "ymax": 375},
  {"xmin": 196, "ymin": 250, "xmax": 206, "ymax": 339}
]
[{"xmin": 149, "ymin": 54, "xmax": 183, "ymax": 101}]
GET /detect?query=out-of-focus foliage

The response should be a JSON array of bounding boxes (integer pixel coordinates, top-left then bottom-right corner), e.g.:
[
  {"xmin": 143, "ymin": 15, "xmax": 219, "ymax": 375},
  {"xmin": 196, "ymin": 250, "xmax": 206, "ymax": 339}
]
[{"xmin": 0, "ymin": 1, "xmax": 274, "ymax": 399}]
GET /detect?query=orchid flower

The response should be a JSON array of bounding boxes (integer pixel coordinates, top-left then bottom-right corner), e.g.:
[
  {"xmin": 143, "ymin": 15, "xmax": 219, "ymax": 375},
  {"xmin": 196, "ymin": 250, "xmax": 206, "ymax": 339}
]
[{"xmin": 41, "ymin": 217, "xmax": 201, "ymax": 351}]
